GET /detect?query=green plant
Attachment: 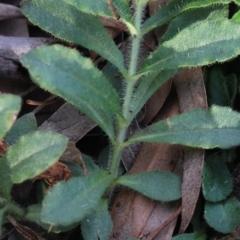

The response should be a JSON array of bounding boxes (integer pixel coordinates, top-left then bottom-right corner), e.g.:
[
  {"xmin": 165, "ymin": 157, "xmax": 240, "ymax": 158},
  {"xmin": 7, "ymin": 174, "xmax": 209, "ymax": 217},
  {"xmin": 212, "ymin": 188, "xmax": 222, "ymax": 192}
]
[{"xmin": 1, "ymin": 0, "xmax": 240, "ymax": 239}]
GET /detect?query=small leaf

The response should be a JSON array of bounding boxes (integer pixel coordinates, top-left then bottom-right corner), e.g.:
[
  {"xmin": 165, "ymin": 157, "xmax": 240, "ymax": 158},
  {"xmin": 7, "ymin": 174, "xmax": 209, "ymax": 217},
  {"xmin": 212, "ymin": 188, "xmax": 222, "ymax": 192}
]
[
  {"xmin": 63, "ymin": 0, "xmax": 113, "ymax": 17},
  {"xmin": 115, "ymin": 171, "xmax": 181, "ymax": 202},
  {"xmin": 140, "ymin": 17, "xmax": 240, "ymax": 76},
  {"xmin": 204, "ymin": 198, "xmax": 240, "ymax": 233},
  {"xmin": 142, "ymin": 0, "xmax": 230, "ymax": 34},
  {"xmin": 4, "ymin": 113, "xmax": 37, "ymax": 145},
  {"xmin": 41, "ymin": 170, "xmax": 114, "ymax": 226},
  {"xmin": 81, "ymin": 199, "xmax": 112, "ymax": 240},
  {"xmin": 111, "ymin": 0, "xmax": 137, "ymax": 36},
  {"xmin": 20, "ymin": 45, "xmax": 122, "ymax": 139},
  {"xmin": 0, "ymin": 131, "xmax": 68, "ymax": 188},
  {"xmin": 128, "ymin": 106, "xmax": 240, "ymax": 149},
  {"xmin": 202, "ymin": 153, "xmax": 233, "ymax": 202},
  {"xmin": 171, "ymin": 231, "xmax": 207, "ymax": 240},
  {"xmin": 204, "ymin": 66, "xmax": 237, "ymax": 107},
  {"xmin": 129, "ymin": 68, "xmax": 180, "ymax": 122},
  {"xmin": 0, "ymin": 206, "xmax": 7, "ymax": 236},
  {"xmin": 0, "ymin": 94, "xmax": 21, "ymax": 139},
  {"xmin": 20, "ymin": 0, "xmax": 126, "ymax": 73}
]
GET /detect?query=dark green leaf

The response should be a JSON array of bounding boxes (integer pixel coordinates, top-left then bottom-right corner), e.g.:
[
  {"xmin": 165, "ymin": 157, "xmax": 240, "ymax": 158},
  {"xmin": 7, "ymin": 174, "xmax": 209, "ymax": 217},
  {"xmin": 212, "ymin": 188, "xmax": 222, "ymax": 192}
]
[
  {"xmin": 115, "ymin": 171, "xmax": 181, "ymax": 201},
  {"xmin": 0, "ymin": 131, "xmax": 68, "ymax": 188},
  {"xmin": 4, "ymin": 113, "xmax": 37, "ymax": 145},
  {"xmin": 171, "ymin": 231, "xmax": 207, "ymax": 240},
  {"xmin": 63, "ymin": 0, "xmax": 113, "ymax": 17},
  {"xmin": 0, "ymin": 94, "xmax": 21, "ymax": 139},
  {"xmin": 41, "ymin": 171, "xmax": 114, "ymax": 226},
  {"xmin": 204, "ymin": 66, "xmax": 237, "ymax": 107},
  {"xmin": 204, "ymin": 198, "xmax": 240, "ymax": 233},
  {"xmin": 142, "ymin": 0, "xmax": 230, "ymax": 35},
  {"xmin": 140, "ymin": 17, "xmax": 240, "ymax": 75},
  {"xmin": 81, "ymin": 199, "xmax": 112, "ymax": 240},
  {"xmin": 202, "ymin": 154, "xmax": 233, "ymax": 202},
  {"xmin": 111, "ymin": 0, "xmax": 137, "ymax": 35},
  {"xmin": 82, "ymin": 154, "xmax": 101, "ymax": 173},
  {"xmin": 128, "ymin": 106, "xmax": 240, "ymax": 149},
  {"xmin": 26, "ymin": 204, "xmax": 78, "ymax": 232},
  {"xmin": 0, "ymin": 206, "xmax": 7, "ymax": 236},
  {"xmin": 20, "ymin": 0, "xmax": 126, "ymax": 73},
  {"xmin": 129, "ymin": 68, "xmax": 180, "ymax": 122},
  {"xmin": 20, "ymin": 45, "xmax": 122, "ymax": 139},
  {"xmin": 161, "ymin": 5, "xmax": 227, "ymax": 43}
]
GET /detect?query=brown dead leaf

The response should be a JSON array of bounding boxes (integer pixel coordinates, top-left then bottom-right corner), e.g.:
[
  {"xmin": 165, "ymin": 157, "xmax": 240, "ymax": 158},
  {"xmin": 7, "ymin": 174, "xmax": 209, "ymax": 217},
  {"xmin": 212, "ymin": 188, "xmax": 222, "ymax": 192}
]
[
  {"xmin": 142, "ymin": 79, "xmax": 172, "ymax": 125},
  {"xmin": 6, "ymin": 214, "xmax": 45, "ymax": 240},
  {"xmin": 110, "ymin": 94, "xmax": 183, "ymax": 240},
  {"xmin": 38, "ymin": 103, "xmax": 96, "ymax": 143},
  {"xmin": 173, "ymin": 67, "xmax": 208, "ymax": 233},
  {"xmin": 0, "ymin": 139, "xmax": 8, "ymax": 158},
  {"xmin": 59, "ymin": 141, "xmax": 87, "ymax": 175},
  {"xmin": 35, "ymin": 161, "xmax": 71, "ymax": 187},
  {"xmin": 0, "ymin": 3, "xmax": 24, "ymax": 20}
]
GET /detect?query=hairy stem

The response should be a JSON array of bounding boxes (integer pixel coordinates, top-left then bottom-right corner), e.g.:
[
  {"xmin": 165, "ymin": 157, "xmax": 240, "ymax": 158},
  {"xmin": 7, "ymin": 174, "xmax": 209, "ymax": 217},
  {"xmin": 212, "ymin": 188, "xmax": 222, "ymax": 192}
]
[{"xmin": 108, "ymin": 2, "xmax": 145, "ymax": 177}]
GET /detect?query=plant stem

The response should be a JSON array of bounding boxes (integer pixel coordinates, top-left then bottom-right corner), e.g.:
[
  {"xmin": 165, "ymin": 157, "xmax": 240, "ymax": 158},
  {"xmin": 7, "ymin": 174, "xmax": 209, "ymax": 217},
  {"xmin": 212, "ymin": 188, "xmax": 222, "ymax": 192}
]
[{"xmin": 108, "ymin": 2, "xmax": 144, "ymax": 177}]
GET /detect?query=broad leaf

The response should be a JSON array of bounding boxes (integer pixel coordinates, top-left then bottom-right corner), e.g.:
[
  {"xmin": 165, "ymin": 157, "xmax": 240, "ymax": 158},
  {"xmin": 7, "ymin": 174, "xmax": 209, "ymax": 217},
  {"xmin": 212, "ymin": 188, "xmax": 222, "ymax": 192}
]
[
  {"xmin": 63, "ymin": 0, "xmax": 113, "ymax": 17},
  {"xmin": 139, "ymin": 17, "xmax": 240, "ymax": 75},
  {"xmin": 115, "ymin": 171, "xmax": 181, "ymax": 202},
  {"xmin": 26, "ymin": 204, "xmax": 78, "ymax": 232},
  {"xmin": 0, "ymin": 94, "xmax": 21, "ymax": 139},
  {"xmin": 20, "ymin": 45, "xmax": 122, "ymax": 139},
  {"xmin": 20, "ymin": 0, "xmax": 126, "ymax": 73},
  {"xmin": 142, "ymin": 0, "xmax": 230, "ymax": 35},
  {"xmin": 171, "ymin": 231, "xmax": 207, "ymax": 240},
  {"xmin": 202, "ymin": 153, "xmax": 233, "ymax": 202},
  {"xmin": 0, "ymin": 131, "xmax": 68, "ymax": 189},
  {"xmin": 204, "ymin": 198, "xmax": 240, "ymax": 233},
  {"xmin": 41, "ymin": 170, "xmax": 114, "ymax": 226},
  {"xmin": 128, "ymin": 106, "xmax": 240, "ymax": 149},
  {"xmin": 81, "ymin": 199, "xmax": 112, "ymax": 240},
  {"xmin": 4, "ymin": 113, "xmax": 37, "ymax": 145},
  {"xmin": 129, "ymin": 68, "xmax": 180, "ymax": 122},
  {"xmin": 204, "ymin": 66, "xmax": 237, "ymax": 107}
]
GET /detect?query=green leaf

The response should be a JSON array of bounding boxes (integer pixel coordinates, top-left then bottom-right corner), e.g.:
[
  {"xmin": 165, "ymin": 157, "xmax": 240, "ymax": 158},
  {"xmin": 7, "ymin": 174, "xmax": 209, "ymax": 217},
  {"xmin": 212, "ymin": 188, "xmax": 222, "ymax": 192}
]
[
  {"xmin": 161, "ymin": 5, "xmax": 227, "ymax": 43},
  {"xmin": 111, "ymin": 0, "xmax": 137, "ymax": 36},
  {"xmin": 139, "ymin": 17, "xmax": 240, "ymax": 76},
  {"xmin": 202, "ymin": 154, "xmax": 233, "ymax": 202},
  {"xmin": 20, "ymin": 0, "xmax": 126, "ymax": 73},
  {"xmin": 0, "ymin": 131, "xmax": 68, "ymax": 188},
  {"xmin": 142, "ymin": 0, "xmax": 230, "ymax": 35},
  {"xmin": 82, "ymin": 154, "xmax": 101, "ymax": 173},
  {"xmin": 129, "ymin": 68, "xmax": 180, "ymax": 122},
  {"xmin": 204, "ymin": 66, "xmax": 237, "ymax": 107},
  {"xmin": 128, "ymin": 105, "xmax": 240, "ymax": 149},
  {"xmin": 20, "ymin": 45, "xmax": 122, "ymax": 139},
  {"xmin": 0, "ymin": 206, "xmax": 7, "ymax": 236},
  {"xmin": 81, "ymin": 199, "xmax": 112, "ymax": 240},
  {"xmin": 41, "ymin": 170, "xmax": 114, "ymax": 226},
  {"xmin": 63, "ymin": 0, "xmax": 113, "ymax": 17},
  {"xmin": 26, "ymin": 204, "xmax": 78, "ymax": 232},
  {"xmin": 115, "ymin": 171, "xmax": 181, "ymax": 202},
  {"xmin": 171, "ymin": 231, "xmax": 207, "ymax": 240},
  {"xmin": 4, "ymin": 113, "xmax": 37, "ymax": 145},
  {"xmin": 0, "ymin": 94, "xmax": 21, "ymax": 139},
  {"xmin": 204, "ymin": 198, "xmax": 240, "ymax": 233}
]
